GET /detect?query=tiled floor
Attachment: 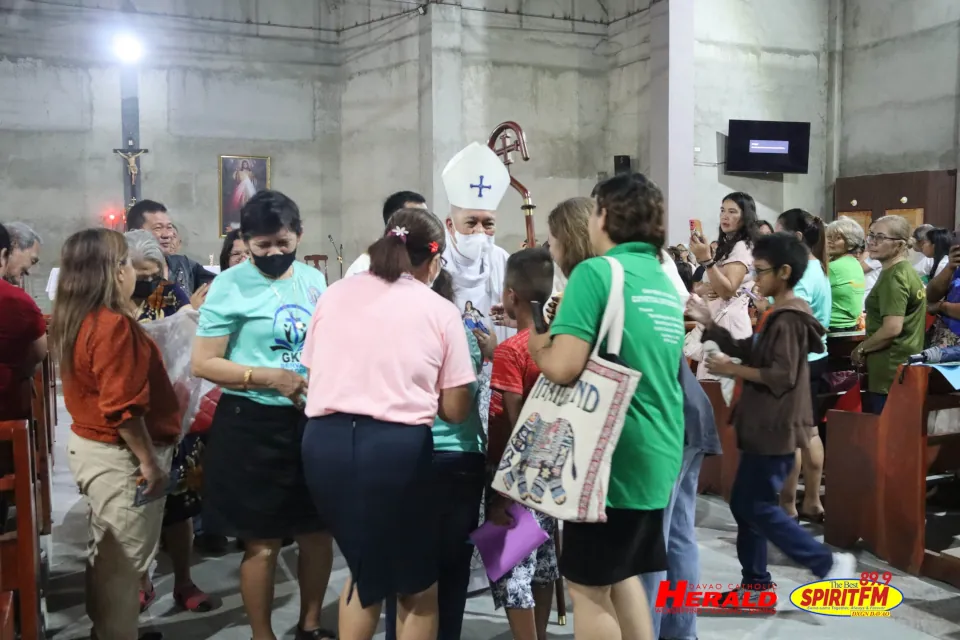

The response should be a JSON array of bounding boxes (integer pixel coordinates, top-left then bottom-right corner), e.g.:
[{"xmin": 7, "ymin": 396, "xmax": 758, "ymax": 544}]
[{"xmin": 43, "ymin": 396, "xmax": 960, "ymax": 639}]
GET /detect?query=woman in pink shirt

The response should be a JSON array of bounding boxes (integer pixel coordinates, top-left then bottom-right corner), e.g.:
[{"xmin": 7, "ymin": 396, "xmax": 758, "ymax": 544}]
[{"xmin": 301, "ymin": 207, "xmax": 476, "ymax": 640}]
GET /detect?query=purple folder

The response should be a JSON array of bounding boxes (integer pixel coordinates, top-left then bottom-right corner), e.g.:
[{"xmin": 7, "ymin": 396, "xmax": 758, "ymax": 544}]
[{"xmin": 469, "ymin": 502, "xmax": 549, "ymax": 582}]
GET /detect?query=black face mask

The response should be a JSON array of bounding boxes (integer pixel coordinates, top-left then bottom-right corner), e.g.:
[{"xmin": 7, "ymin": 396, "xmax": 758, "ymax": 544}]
[
  {"xmin": 133, "ymin": 278, "xmax": 161, "ymax": 299},
  {"xmin": 252, "ymin": 249, "xmax": 297, "ymax": 278}
]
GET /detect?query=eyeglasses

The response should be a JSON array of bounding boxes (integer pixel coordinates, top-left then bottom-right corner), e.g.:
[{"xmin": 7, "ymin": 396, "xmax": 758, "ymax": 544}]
[
  {"xmin": 755, "ymin": 267, "xmax": 776, "ymax": 276},
  {"xmin": 866, "ymin": 233, "xmax": 902, "ymax": 244}
]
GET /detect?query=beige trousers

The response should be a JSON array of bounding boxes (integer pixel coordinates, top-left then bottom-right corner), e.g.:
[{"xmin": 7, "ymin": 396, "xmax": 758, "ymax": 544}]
[{"xmin": 67, "ymin": 432, "xmax": 174, "ymax": 640}]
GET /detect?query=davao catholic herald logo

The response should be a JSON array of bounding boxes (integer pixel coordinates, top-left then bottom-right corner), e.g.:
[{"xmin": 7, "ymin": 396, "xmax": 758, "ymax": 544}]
[
  {"xmin": 790, "ymin": 572, "xmax": 904, "ymax": 617},
  {"xmin": 653, "ymin": 571, "xmax": 903, "ymax": 618}
]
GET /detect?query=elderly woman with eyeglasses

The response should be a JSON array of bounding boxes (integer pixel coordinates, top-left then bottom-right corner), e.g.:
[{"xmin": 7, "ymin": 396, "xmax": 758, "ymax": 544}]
[
  {"xmin": 124, "ymin": 229, "xmax": 213, "ymax": 613},
  {"xmin": 852, "ymin": 216, "xmax": 927, "ymax": 414}
]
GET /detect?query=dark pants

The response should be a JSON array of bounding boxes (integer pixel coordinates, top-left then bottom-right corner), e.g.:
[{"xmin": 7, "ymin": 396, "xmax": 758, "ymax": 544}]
[
  {"xmin": 730, "ymin": 453, "xmax": 833, "ymax": 588},
  {"xmin": 865, "ymin": 392, "xmax": 887, "ymax": 415},
  {"xmin": 384, "ymin": 451, "xmax": 485, "ymax": 640}
]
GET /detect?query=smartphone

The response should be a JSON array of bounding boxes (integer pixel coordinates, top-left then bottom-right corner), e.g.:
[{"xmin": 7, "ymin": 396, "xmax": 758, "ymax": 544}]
[
  {"xmin": 530, "ymin": 301, "xmax": 549, "ymax": 334},
  {"xmin": 689, "ymin": 219, "xmax": 704, "ymax": 239},
  {"xmin": 133, "ymin": 468, "xmax": 182, "ymax": 507}
]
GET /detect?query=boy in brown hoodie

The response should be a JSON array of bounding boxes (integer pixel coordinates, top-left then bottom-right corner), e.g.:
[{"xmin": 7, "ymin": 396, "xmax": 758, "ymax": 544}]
[{"xmin": 687, "ymin": 232, "xmax": 856, "ymax": 605}]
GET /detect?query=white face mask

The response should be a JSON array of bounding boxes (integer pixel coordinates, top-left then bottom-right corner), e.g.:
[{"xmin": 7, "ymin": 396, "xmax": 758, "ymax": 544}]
[{"xmin": 454, "ymin": 231, "xmax": 488, "ymax": 262}]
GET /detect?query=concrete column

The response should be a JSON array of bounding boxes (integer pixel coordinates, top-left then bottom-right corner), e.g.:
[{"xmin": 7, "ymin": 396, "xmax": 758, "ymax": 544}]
[
  {"xmin": 119, "ymin": 65, "xmax": 142, "ymax": 205},
  {"xmin": 824, "ymin": 0, "xmax": 844, "ymax": 219},
  {"xmin": 418, "ymin": 3, "xmax": 462, "ymax": 216},
  {"xmin": 648, "ymin": 0, "xmax": 695, "ymax": 244}
]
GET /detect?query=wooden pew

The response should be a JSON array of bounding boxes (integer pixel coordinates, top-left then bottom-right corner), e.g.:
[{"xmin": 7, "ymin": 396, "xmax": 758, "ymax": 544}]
[
  {"xmin": 0, "ymin": 419, "xmax": 43, "ymax": 640},
  {"xmin": 825, "ymin": 365, "xmax": 960, "ymax": 587},
  {"xmin": 29, "ymin": 370, "xmax": 52, "ymax": 536},
  {"xmin": 0, "ymin": 591, "xmax": 14, "ymax": 640},
  {"xmin": 696, "ymin": 381, "xmax": 735, "ymax": 500},
  {"xmin": 689, "ymin": 315, "xmax": 756, "ymax": 501}
]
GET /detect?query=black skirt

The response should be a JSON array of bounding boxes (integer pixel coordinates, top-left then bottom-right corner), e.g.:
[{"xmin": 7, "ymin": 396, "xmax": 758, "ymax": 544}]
[
  {"xmin": 302, "ymin": 414, "xmax": 439, "ymax": 608},
  {"xmin": 202, "ymin": 394, "xmax": 324, "ymax": 540},
  {"xmin": 809, "ymin": 357, "xmax": 830, "ymax": 426},
  {"xmin": 560, "ymin": 508, "xmax": 666, "ymax": 586}
]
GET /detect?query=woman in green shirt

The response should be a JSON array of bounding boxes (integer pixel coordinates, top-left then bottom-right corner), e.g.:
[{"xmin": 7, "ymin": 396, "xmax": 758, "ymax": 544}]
[
  {"xmin": 529, "ymin": 173, "xmax": 684, "ymax": 640},
  {"xmin": 852, "ymin": 216, "xmax": 926, "ymax": 415},
  {"xmin": 825, "ymin": 218, "xmax": 867, "ymax": 331}
]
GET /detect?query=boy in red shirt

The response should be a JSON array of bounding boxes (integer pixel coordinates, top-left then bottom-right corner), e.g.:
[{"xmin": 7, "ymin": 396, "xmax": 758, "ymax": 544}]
[{"xmin": 487, "ymin": 247, "xmax": 558, "ymax": 640}]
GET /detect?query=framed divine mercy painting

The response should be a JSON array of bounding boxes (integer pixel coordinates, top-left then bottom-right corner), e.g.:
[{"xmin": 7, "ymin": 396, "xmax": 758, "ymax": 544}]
[{"xmin": 219, "ymin": 155, "xmax": 270, "ymax": 236}]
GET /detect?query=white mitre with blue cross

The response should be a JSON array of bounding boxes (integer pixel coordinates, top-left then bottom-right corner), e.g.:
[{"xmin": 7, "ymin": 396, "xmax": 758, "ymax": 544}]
[{"xmin": 441, "ymin": 142, "xmax": 510, "ymax": 211}]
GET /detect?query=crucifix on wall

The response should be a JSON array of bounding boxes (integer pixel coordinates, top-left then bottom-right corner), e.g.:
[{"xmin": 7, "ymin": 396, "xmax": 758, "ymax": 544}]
[{"xmin": 113, "ymin": 141, "xmax": 149, "ymax": 204}]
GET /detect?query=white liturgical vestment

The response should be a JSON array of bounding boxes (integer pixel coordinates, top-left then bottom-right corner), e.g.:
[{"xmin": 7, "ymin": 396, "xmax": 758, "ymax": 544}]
[{"xmin": 440, "ymin": 141, "xmax": 516, "ymax": 346}]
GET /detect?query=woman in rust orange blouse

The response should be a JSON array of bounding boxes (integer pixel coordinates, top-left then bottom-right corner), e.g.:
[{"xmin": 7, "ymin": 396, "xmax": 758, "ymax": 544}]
[{"xmin": 51, "ymin": 228, "xmax": 180, "ymax": 640}]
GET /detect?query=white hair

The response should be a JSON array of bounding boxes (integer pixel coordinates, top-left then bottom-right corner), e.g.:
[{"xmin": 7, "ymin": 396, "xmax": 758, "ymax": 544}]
[
  {"xmin": 5, "ymin": 221, "xmax": 42, "ymax": 250},
  {"xmin": 827, "ymin": 217, "xmax": 866, "ymax": 252},
  {"xmin": 124, "ymin": 229, "xmax": 165, "ymax": 270}
]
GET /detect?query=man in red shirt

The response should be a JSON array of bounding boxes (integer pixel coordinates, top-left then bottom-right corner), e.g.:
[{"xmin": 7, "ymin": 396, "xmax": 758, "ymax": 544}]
[
  {"xmin": 1, "ymin": 221, "xmax": 42, "ymax": 286},
  {"xmin": 0, "ymin": 223, "xmax": 48, "ymax": 418}
]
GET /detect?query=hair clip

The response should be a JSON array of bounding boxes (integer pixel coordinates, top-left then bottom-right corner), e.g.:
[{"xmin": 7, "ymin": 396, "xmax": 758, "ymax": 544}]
[
  {"xmin": 389, "ymin": 226, "xmax": 408, "ymax": 242},
  {"xmin": 428, "ymin": 241, "xmax": 439, "ymax": 254}
]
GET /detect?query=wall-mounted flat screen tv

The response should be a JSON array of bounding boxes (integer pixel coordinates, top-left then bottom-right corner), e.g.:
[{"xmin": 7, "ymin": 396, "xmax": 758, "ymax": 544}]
[{"xmin": 726, "ymin": 119, "xmax": 810, "ymax": 174}]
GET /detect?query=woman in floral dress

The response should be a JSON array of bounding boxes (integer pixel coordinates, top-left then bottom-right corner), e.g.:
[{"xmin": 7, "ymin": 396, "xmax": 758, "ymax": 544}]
[{"xmin": 125, "ymin": 229, "xmax": 212, "ymax": 613}]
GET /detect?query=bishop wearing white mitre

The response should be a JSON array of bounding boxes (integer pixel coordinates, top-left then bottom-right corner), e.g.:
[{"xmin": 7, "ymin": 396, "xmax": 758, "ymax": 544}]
[{"xmin": 441, "ymin": 141, "xmax": 516, "ymax": 348}]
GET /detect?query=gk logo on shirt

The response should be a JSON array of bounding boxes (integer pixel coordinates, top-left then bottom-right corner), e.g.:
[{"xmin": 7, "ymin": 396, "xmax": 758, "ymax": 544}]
[{"xmin": 271, "ymin": 304, "xmax": 312, "ymax": 371}]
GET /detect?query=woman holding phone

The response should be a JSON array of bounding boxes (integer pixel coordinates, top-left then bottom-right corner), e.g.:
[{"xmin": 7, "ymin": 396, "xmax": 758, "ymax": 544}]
[
  {"xmin": 687, "ymin": 192, "xmax": 758, "ymax": 380},
  {"xmin": 926, "ymin": 236, "xmax": 960, "ymax": 348}
]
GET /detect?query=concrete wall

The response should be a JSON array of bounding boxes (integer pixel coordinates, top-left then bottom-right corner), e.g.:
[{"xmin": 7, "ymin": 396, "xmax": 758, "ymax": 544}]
[
  {"xmin": 693, "ymin": 0, "xmax": 830, "ymax": 233},
  {"xmin": 337, "ymin": 5, "xmax": 421, "ymax": 264},
  {"xmin": 337, "ymin": 0, "xmax": 609, "ymax": 262},
  {"xmin": 606, "ymin": 4, "xmax": 652, "ymax": 177},
  {"xmin": 1, "ymin": 0, "xmax": 847, "ymax": 303},
  {"xmin": 461, "ymin": 1, "xmax": 608, "ymax": 252},
  {"xmin": 841, "ymin": 0, "xmax": 960, "ymax": 178},
  {"xmin": 0, "ymin": 0, "xmax": 339, "ymax": 307}
]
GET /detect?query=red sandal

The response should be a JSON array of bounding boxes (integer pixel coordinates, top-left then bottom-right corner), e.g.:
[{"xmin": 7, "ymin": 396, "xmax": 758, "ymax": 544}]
[
  {"xmin": 173, "ymin": 582, "xmax": 213, "ymax": 612},
  {"xmin": 139, "ymin": 584, "xmax": 156, "ymax": 612}
]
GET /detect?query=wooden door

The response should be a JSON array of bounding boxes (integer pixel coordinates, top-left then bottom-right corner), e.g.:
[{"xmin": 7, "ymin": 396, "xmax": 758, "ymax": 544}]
[
  {"xmin": 884, "ymin": 208, "xmax": 924, "ymax": 230},
  {"xmin": 837, "ymin": 211, "xmax": 873, "ymax": 233}
]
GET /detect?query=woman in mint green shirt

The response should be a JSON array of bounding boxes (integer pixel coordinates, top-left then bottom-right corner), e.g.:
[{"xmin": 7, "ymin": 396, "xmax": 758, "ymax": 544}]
[
  {"xmin": 529, "ymin": 173, "xmax": 684, "ymax": 640},
  {"xmin": 776, "ymin": 209, "xmax": 830, "ymax": 523},
  {"xmin": 192, "ymin": 190, "xmax": 336, "ymax": 640},
  {"xmin": 382, "ymin": 268, "xmax": 487, "ymax": 640}
]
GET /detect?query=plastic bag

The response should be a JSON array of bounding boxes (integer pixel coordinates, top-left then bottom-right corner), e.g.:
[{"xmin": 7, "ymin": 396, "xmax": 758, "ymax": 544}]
[
  {"xmin": 701, "ymin": 340, "xmax": 741, "ymax": 406},
  {"xmin": 140, "ymin": 309, "xmax": 221, "ymax": 435}
]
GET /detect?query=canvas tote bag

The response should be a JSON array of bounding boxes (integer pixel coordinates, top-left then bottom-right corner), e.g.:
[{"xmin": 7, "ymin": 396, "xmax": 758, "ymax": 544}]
[{"xmin": 492, "ymin": 256, "xmax": 641, "ymax": 523}]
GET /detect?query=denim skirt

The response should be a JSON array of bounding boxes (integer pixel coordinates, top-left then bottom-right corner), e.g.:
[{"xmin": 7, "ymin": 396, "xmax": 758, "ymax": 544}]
[{"xmin": 302, "ymin": 413, "xmax": 439, "ymax": 608}]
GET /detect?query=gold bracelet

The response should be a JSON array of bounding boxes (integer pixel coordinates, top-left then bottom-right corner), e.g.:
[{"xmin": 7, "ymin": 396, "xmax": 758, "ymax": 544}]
[{"xmin": 242, "ymin": 368, "xmax": 254, "ymax": 391}]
